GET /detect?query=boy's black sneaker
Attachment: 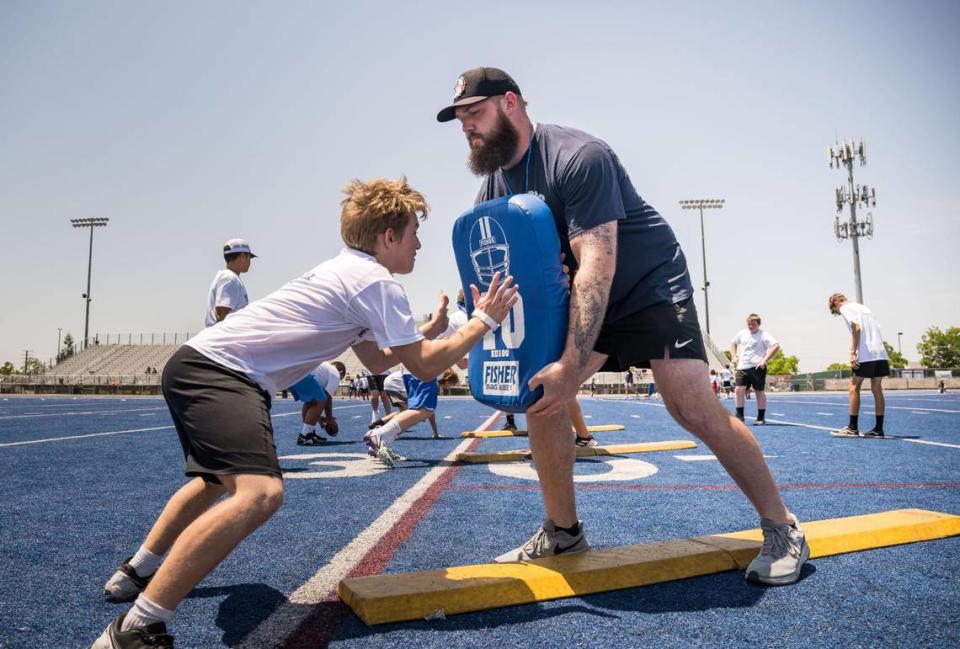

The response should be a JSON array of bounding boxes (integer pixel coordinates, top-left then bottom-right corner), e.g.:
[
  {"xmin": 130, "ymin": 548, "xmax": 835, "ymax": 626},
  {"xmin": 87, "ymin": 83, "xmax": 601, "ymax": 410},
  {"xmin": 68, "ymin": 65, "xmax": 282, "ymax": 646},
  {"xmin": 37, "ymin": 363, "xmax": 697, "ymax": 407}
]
[
  {"xmin": 91, "ymin": 614, "xmax": 173, "ymax": 648},
  {"xmin": 296, "ymin": 432, "xmax": 326, "ymax": 446}
]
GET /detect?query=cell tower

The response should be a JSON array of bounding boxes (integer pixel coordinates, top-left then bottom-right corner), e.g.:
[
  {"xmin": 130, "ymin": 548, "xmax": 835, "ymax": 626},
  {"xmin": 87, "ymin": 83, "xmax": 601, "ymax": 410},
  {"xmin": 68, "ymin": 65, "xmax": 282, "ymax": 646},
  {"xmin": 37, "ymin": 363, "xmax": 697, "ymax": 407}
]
[{"xmin": 828, "ymin": 139, "xmax": 876, "ymax": 303}]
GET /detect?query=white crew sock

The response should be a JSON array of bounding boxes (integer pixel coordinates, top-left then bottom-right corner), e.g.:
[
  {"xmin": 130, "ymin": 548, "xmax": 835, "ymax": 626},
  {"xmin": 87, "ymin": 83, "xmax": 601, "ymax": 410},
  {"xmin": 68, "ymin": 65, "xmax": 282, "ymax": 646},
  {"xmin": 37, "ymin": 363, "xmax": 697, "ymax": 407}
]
[
  {"xmin": 370, "ymin": 407, "xmax": 380, "ymax": 423},
  {"xmin": 377, "ymin": 420, "xmax": 403, "ymax": 444},
  {"xmin": 128, "ymin": 545, "xmax": 164, "ymax": 578},
  {"xmin": 121, "ymin": 594, "xmax": 175, "ymax": 631},
  {"xmin": 302, "ymin": 423, "xmax": 316, "ymax": 435}
]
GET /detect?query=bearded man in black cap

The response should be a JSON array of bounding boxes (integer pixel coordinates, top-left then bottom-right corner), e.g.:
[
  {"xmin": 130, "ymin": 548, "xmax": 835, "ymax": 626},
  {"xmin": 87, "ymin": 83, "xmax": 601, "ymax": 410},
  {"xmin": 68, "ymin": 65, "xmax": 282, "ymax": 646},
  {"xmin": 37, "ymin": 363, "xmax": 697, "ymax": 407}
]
[{"xmin": 438, "ymin": 67, "xmax": 809, "ymax": 585}]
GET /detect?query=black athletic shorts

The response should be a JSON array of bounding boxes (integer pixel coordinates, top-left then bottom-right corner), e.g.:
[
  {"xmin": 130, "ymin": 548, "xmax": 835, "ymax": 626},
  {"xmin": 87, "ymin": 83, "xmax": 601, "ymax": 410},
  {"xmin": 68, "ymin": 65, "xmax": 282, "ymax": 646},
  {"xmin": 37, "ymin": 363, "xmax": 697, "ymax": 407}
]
[
  {"xmin": 735, "ymin": 366, "xmax": 767, "ymax": 391},
  {"xmin": 594, "ymin": 298, "xmax": 708, "ymax": 372},
  {"xmin": 162, "ymin": 346, "xmax": 280, "ymax": 482},
  {"xmin": 367, "ymin": 374, "xmax": 387, "ymax": 392},
  {"xmin": 853, "ymin": 359, "xmax": 890, "ymax": 378}
]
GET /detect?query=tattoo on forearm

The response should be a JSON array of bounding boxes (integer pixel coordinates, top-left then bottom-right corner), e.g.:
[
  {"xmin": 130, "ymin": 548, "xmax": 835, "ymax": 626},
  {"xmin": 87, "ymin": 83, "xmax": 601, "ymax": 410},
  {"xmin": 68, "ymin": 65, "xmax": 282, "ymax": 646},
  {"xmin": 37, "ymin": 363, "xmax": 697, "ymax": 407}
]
[{"xmin": 569, "ymin": 224, "xmax": 616, "ymax": 366}]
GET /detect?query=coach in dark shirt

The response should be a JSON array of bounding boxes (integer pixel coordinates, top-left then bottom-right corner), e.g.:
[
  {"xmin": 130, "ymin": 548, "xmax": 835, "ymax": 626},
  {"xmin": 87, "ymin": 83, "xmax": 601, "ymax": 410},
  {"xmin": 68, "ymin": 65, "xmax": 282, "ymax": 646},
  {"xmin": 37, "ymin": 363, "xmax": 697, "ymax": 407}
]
[{"xmin": 438, "ymin": 67, "xmax": 808, "ymax": 585}]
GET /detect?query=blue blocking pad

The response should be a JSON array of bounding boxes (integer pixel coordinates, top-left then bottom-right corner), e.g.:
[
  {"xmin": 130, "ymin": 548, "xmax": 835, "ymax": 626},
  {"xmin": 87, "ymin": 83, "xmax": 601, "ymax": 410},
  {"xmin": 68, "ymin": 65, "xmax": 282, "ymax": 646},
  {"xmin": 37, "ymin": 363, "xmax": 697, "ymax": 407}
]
[{"xmin": 452, "ymin": 194, "xmax": 569, "ymax": 413}]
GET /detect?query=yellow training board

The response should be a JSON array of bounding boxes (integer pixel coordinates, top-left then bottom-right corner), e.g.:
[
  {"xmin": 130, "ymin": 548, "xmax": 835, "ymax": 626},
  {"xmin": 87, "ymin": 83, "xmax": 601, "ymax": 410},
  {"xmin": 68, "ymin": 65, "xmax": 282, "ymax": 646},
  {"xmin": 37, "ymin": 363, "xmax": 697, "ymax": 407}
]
[
  {"xmin": 338, "ymin": 509, "xmax": 960, "ymax": 625},
  {"xmin": 461, "ymin": 424, "xmax": 626, "ymax": 438},
  {"xmin": 455, "ymin": 440, "xmax": 697, "ymax": 463}
]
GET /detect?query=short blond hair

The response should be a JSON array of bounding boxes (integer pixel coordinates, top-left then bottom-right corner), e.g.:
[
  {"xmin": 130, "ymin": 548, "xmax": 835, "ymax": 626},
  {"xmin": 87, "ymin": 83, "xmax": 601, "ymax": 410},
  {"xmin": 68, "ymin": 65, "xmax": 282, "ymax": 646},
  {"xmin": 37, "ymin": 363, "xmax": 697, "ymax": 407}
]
[
  {"xmin": 340, "ymin": 177, "xmax": 428, "ymax": 254},
  {"xmin": 747, "ymin": 313, "xmax": 761, "ymax": 325},
  {"xmin": 828, "ymin": 292, "xmax": 847, "ymax": 313}
]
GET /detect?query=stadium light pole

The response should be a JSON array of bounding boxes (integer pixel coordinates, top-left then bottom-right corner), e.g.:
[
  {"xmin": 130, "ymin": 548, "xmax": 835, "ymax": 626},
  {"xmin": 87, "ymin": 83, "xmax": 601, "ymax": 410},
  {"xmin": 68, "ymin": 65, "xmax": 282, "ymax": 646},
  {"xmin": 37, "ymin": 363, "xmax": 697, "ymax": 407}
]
[
  {"xmin": 829, "ymin": 140, "xmax": 876, "ymax": 304},
  {"xmin": 56, "ymin": 328, "xmax": 62, "ymax": 362},
  {"xmin": 679, "ymin": 199, "xmax": 725, "ymax": 335},
  {"xmin": 70, "ymin": 217, "xmax": 109, "ymax": 351},
  {"xmin": 897, "ymin": 332, "xmax": 903, "ymax": 355}
]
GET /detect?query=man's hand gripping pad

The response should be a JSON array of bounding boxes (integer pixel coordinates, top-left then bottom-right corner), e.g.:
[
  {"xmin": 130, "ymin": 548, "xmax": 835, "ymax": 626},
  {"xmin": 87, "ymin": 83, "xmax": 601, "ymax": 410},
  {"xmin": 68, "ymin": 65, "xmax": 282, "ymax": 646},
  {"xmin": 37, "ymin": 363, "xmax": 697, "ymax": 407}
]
[{"xmin": 452, "ymin": 194, "xmax": 569, "ymax": 412}]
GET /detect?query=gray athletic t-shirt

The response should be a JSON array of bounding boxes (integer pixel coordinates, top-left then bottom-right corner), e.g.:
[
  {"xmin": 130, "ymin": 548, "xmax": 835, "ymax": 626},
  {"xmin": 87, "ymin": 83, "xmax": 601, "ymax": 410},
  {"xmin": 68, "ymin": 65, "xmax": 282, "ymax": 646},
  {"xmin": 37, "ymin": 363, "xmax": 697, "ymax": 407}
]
[{"xmin": 476, "ymin": 123, "xmax": 693, "ymax": 321}]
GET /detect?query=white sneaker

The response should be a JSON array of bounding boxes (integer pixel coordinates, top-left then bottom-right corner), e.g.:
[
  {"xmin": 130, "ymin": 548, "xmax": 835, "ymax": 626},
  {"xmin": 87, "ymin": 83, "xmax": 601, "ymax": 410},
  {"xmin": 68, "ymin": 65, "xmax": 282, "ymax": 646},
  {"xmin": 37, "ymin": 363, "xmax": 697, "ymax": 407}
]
[
  {"xmin": 745, "ymin": 514, "xmax": 810, "ymax": 585},
  {"xmin": 495, "ymin": 520, "xmax": 590, "ymax": 562},
  {"xmin": 363, "ymin": 430, "xmax": 395, "ymax": 468}
]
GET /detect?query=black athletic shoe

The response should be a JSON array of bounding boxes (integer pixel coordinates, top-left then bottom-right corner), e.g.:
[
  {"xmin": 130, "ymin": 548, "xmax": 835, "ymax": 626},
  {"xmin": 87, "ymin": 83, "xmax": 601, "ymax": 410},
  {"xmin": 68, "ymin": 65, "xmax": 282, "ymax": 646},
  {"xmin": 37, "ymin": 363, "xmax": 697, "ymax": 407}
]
[
  {"xmin": 296, "ymin": 432, "xmax": 326, "ymax": 446},
  {"xmin": 367, "ymin": 418, "xmax": 384, "ymax": 430},
  {"xmin": 103, "ymin": 558, "xmax": 152, "ymax": 602},
  {"xmin": 91, "ymin": 614, "xmax": 173, "ymax": 648},
  {"xmin": 861, "ymin": 429, "xmax": 885, "ymax": 438},
  {"xmin": 755, "ymin": 419, "xmax": 766, "ymax": 426},
  {"xmin": 501, "ymin": 422, "xmax": 518, "ymax": 431}
]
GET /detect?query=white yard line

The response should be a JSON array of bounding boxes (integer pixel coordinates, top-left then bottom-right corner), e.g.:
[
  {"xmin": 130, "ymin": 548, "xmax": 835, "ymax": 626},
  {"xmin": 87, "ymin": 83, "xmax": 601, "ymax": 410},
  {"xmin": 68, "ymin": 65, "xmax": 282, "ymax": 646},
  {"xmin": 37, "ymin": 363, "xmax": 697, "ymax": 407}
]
[
  {"xmin": 235, "ymin": 437, "xmax": 475, "ymax": 649},
  {"xmin": 0, "ymin": 425, "xmax": 175, "ymax": 447},
  {"xmin": 621, "ymin": 400, "xmax": 960, "ymax": 450},
  {"xmin": 0, "ymin": 406, "xmax": 364, "ymax": 448},
  {"xmin": 762, "ymin": 417, "xmax": 960, "ymax": 449},
  {"xmin": 0, "ymin": 406, "xmax": 168, "ymax": 420},
  {"xmin": 770, "ymin": 399, "xmax": 960, "ymax": 414}
]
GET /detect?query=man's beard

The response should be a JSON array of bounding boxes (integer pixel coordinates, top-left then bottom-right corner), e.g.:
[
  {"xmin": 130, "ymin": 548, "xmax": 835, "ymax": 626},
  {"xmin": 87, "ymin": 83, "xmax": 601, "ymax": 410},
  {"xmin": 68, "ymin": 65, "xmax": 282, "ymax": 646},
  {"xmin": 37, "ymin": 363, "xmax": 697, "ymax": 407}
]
[{"xmin": 466, "ymin": 108, "xmax": 520, "ymax": 176}]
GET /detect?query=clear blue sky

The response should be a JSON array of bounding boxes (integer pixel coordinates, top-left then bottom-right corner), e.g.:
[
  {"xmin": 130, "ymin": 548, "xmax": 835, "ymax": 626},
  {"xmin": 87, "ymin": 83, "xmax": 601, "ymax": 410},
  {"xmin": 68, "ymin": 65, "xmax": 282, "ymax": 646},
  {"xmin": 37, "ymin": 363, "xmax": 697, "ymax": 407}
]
[{"xmin": 1, "ymin": 0, "xmax": 958, "ymax": 371}]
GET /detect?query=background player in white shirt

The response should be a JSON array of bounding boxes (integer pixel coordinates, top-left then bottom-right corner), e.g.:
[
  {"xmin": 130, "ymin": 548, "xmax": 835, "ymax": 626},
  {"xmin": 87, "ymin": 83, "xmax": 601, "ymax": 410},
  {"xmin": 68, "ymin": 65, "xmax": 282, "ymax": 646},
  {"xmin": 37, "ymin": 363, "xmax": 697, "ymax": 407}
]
[
  {"xmin": 730, "ymin": 313, "xmax": 781, "ymax": 425},
  {"xmin": 204, "ymin": 238, "xmax": 256, "ymax": 327},
  {"xmin": 829, "ymin": 293, "xmax": 890, "ymax": 437},
  {"xmin": 94, "ymin": 177, "xmax": 518, "ymax": 648}
]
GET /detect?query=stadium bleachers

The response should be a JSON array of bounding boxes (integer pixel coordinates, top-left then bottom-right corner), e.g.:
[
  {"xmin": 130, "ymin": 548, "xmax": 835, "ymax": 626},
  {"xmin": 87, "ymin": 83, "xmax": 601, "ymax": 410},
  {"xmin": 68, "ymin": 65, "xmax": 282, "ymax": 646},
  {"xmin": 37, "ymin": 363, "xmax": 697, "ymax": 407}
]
[{"xmin": 45, "ymin": 344, "xmax": 178, "ymax": 382}]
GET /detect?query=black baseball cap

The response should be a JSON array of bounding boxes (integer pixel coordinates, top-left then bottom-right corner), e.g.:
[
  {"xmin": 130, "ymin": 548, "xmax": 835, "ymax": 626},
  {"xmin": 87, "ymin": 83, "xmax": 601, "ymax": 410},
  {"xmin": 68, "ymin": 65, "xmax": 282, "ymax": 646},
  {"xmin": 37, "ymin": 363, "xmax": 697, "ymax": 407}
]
[{"xmin": 436, "ymin": 67, "xmax": 522, "ymax": 123}]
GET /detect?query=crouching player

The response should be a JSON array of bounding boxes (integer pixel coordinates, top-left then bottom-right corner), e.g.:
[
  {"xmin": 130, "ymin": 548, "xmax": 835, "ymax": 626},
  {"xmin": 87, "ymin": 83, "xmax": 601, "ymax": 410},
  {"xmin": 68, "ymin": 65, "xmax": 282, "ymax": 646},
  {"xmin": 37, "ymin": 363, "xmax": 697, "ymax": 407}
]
[
  {"xmin": 288, "ymin": 360, "xmax": 346, "ymax": 445},
  {"xmin": 92, "ymin": 177, "xmax": 518, "ymax": 649},
  {"xmin": 363, "ymin": 367, "xmax": 459, "ymax": 468}
]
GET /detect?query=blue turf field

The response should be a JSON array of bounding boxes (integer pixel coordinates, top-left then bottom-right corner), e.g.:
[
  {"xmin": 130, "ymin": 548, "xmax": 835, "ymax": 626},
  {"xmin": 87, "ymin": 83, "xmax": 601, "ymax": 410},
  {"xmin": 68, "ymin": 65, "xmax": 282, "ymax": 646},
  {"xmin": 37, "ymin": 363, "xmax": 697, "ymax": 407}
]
[{"xmin": 1, "ymin": 392, "xmax": 958, "ymax": 648}]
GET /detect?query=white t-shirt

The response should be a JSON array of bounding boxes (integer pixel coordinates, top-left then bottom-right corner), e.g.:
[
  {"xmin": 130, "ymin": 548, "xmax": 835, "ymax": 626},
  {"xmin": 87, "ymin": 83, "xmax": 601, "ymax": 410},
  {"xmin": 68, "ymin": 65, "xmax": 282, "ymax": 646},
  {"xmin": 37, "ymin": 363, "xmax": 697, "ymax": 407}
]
[
  {"xmin": 187, "ymin": 248, "xmax": 424, "ymax": 395},
  {"xmin": 732, "ymin": 329, "xmax": 779, "ymax": 369},
  {"xmin": 720, "ymin": 368, "xmax": 734, "ymax": 383},
  {"xmin": 839, "ymin": 302, "xmax": 889, "ymax": 363},
  {"xmin": 313, "ymin": 362, "xmax": 342, "ymax": 397},
  {"xmin": 205, "ymin": 269, "xmax": 249, "ymax": 327},
  {"xmin": 384, "ymin": 369, "xmax": 406, "ymax": 395}
]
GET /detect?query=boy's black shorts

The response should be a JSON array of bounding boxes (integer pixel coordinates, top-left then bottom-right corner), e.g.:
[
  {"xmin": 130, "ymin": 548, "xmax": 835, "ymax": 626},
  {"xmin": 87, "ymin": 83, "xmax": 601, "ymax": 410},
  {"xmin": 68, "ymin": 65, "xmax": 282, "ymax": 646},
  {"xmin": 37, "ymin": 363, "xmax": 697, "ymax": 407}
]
[{"xmin": 162, "ymin": 346, "xmax": 280, "ymax": 482}]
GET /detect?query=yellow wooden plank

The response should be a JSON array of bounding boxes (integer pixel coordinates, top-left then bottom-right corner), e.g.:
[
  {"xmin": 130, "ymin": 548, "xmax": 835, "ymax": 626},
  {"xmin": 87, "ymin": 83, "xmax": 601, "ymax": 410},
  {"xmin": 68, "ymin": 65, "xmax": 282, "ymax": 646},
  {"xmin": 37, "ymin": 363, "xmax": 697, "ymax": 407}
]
[
  {"xmin": 338, "ymin": 509, "xmax": 960, "ymax": 625},
  {"xmin": 455, "ymin": 440, "xmax": 697, "ymax": 463},
  {"xmin": 461, "ymin": 424, "xmax": 626, "ymax": 438}
]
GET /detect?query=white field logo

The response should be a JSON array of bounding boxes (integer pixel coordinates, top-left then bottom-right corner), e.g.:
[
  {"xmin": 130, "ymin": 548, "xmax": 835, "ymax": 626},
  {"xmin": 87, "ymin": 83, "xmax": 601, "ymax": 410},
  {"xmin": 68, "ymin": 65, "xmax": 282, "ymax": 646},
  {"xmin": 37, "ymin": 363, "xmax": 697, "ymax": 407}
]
[{"xmin": 483, "ymin": 361, "xmax": 520, "ymax": 396}]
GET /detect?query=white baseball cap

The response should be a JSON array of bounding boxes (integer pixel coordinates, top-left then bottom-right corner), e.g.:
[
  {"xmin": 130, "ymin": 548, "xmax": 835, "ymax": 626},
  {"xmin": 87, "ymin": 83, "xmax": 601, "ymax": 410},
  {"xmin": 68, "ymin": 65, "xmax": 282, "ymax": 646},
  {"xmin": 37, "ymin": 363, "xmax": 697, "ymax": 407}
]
[{"xmin": 223, "ymin": 238, "xmax": 257, "ymax": 257}]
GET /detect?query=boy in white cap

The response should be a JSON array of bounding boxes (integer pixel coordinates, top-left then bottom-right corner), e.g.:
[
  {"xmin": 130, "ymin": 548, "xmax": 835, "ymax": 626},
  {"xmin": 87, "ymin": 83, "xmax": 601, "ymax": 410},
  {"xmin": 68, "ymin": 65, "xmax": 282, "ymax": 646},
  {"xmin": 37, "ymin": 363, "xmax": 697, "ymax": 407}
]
[{"xmin": 204, "ymin": 238, "xmax": 256, "ymax": 327}]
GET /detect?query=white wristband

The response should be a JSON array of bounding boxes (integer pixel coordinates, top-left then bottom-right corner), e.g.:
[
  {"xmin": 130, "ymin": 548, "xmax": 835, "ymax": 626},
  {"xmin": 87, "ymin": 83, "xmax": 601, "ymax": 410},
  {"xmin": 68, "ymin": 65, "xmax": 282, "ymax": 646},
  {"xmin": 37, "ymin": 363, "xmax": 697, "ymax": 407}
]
[{"xmin": 472, "ymin": 308, "xmax": 499, "ymax": 332}]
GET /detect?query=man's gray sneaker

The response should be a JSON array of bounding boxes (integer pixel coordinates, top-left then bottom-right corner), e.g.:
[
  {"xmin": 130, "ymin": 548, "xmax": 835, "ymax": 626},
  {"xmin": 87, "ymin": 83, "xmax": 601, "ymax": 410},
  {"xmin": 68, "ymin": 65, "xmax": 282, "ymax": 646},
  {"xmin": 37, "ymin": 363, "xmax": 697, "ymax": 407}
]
[
  {"xmin": 495, "ymin": 520, "xmax": 590, "ymax": 562},
  {"xmin": 745, "ymin": 514, "xmax": 810, "ymax": 586},
  {"xmin": 91, "ymin": 613, "xmax": 173, "ymax": 648},
  {"xmin": 103, "ymin": 558, "xmax": 153, "ymax": 602}
]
